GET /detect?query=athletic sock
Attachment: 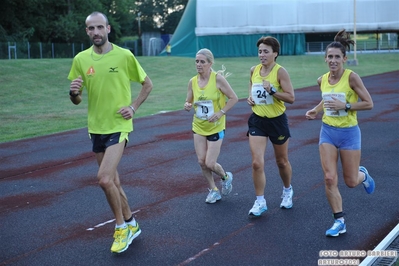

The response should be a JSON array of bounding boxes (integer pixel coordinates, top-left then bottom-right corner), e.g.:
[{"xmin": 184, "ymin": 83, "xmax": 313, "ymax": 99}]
[
  {"xmin": 115, "ymin": 222, "xmax": 127, "ymax": 229},
  {"xmin": 125, "ymin": 215, "xmax": 133, "ymax": 223},
  {"xmin": 283, "ymin": 185, "xmax": 292, "ymax": 192},
  {"xmin": 333, "ymin": 212, "xmax": 345, "ymax": 220},
  {"xmin": 125, "ymin": 215, "xmax": 137, "ymax": 226},
  {"xmin": 256, "ymin": 195, "xmax": 265, "ymax": 202},
  {"xmin": 222, "ymin": 173, "xmax": 228, "ymax": 180},
  {"xmin": 126, "ymin": 219, "xmax": 137, "ymax": 227},
  {"xmin": 362, "ymin": 172, "xmax": 367, "ymax": 182}
]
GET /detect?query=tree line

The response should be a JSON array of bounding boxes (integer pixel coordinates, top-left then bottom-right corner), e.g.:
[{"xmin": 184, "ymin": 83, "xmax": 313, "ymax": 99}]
[{"xmin": 0, "ymin": 0, "xmax": 188, "ymax": 44}]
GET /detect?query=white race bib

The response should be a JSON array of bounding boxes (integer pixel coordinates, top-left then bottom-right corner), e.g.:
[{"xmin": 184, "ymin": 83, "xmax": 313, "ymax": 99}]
[
  {"xmin": 251, "ymin": 83, "xmax": 274, "ymax": 105},
  {"xmin": 322, "ymin": 93, "xmax": 348, "ymax": 117},
  {"xmin": 195, "ymin": 100, "xmax": 214, "ymax": 120}
]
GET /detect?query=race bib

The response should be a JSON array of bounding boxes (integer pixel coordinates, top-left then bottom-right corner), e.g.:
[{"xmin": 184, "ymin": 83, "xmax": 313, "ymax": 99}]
[
  {"xmin": 322, "ymin": 93, "xmax": 348, "ymax": 117},
  {"xmin": 195, "ymin": 100, "xmax": 214, "ymax": 120},
  {"xmin": 251, "ymin": 83, "xmax": 274, "ymax": 105}
]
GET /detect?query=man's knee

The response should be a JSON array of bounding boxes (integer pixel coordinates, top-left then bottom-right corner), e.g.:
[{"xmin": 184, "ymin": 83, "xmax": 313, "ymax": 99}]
[{"xmin": 97, "ymin": 173, "xmax": 114, "ymax": 189}]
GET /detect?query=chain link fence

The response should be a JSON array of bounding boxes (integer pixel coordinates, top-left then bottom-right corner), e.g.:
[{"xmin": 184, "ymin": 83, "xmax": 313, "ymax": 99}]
[
  {"xmin": 0, "ymin": 42, "xmax": 92, "ymax": 59},
  {"xmin": 1, "ymin": 40, "xmax": 398, "ymax": 59},
  {"xmin": 307, "ymin": 40, "xmax": 398, "ymax": 53}
]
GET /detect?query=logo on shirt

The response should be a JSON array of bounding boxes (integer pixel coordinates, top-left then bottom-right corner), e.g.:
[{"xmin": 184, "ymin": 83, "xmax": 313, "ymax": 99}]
[
  {"xmin": 198, "ymin": 95, "xmax": 207, "ymax": 101},
  {"xmin": 109, "ymin": 67, "xmax": 118, "ymax": 73},
  {"xmin": 86, "ymin": 66, "xmax": 95, "ymax": 77}
]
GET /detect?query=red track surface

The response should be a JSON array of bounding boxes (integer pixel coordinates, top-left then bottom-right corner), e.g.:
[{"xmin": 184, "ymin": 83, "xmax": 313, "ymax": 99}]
[{"xmin": 1, "ymin": 71, "xmax": 398, "ymax": 265}]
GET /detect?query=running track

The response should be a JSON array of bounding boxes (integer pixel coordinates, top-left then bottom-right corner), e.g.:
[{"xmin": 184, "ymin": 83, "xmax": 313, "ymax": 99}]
[{"xmin": 1, "ymin": 71, "xmax": 398, "ymax": 266}]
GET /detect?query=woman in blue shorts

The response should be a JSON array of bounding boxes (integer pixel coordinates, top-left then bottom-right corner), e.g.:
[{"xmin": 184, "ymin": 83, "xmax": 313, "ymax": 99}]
[{"xmin": 305, "ymin": 29, "xmax": 375, "ymax": 237}]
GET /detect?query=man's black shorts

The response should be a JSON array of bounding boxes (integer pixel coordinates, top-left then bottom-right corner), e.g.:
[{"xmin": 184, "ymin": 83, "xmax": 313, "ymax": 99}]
[{"xmin": 90, "ymin": 132, "xmax": 128, "ymax": 153}]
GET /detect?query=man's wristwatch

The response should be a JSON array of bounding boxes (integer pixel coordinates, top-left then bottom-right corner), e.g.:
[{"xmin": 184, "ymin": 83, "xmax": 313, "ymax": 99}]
[
  {"xmin": 345, "ymin": 103, "xmax": 351, "ymax": 112},
  {"xmin": 269, "ymin": 86, "xmax": 277, "ymax": 96},
  {"xmin": 69, "ymin": 91, "xmax": 79, "ymax": 97}
]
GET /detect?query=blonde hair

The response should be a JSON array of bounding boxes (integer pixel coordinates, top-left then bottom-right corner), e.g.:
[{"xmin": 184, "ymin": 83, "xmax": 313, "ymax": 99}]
[
  {"xmin": 196, "ymin": 48, "xmax": 232, "ymax": 78},
  {"xmin": 216, "ymin": 64, "xmax": 232, "ymax": 78},
  {"xmin": 196, "ymin": 48, "xmax": 214, "ymax": 63}
]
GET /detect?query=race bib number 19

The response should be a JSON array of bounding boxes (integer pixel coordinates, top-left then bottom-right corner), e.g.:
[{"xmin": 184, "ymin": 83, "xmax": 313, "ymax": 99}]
[
  {"xmin": 195, "ymin": 100, "xmax": 214, "ymax": 120},
  {"xmin": 251, "ymin": 83, "xmax": 273, "ymax": 105}
]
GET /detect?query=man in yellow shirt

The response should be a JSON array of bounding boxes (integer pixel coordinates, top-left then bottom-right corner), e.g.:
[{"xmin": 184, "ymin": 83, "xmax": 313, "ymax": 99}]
[{"xmin": 68, "ymin": 11, "xmax": 153, "ymax": 253}]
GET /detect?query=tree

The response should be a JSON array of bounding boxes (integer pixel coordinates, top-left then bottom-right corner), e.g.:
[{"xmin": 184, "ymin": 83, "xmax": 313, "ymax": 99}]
[
  {"xmin": 161, "ymin": 0, "xmax": 188, "ymax": 34},
  {"xmin": 132, "ymin": 0, "xmax": 188, "ymax": 34},
  {"xmin": 0, "ymin": 0, "xmax": 187, "ymax": 43},
  {"xmin": 0, "ymin": 0, "xmax": 36, "ymax": 41}
]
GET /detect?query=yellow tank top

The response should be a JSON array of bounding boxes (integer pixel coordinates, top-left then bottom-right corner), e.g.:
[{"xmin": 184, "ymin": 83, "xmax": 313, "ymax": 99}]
[
  {"xmin": 191, "ymin": 72, "xmax": 226, "ymax": 135},
  {"xmin": 321, "ymin": 69, "xmax": 358, "ymax": 128},
  {"xmin": 251, "ymin": 63, "xmax": 285, "ymax": 118}
]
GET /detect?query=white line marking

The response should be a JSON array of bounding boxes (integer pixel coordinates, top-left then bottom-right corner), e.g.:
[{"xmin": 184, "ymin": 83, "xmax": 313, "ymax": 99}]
[{"xmin": 86, "ymin": 210, "xmax": 140, "ymax": 231}]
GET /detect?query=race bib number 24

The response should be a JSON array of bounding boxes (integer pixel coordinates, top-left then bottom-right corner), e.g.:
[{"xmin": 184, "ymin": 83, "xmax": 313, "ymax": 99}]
[{"xmin": 251, "ymin": 83, "xmax": 274, "ymax": 105}]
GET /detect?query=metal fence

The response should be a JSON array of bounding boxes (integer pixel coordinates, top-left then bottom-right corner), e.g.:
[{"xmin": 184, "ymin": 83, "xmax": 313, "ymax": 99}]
[
  {"xmin": 306, "ymin": 40, "xmax": 398, "ymax": 53},
  {"xmin": 0, "ymin": 42, "xmax": 89, "ymax": 60},
  {"xmin": 1, "ymin": 40, "xmax": 398, "ymax": 60}
]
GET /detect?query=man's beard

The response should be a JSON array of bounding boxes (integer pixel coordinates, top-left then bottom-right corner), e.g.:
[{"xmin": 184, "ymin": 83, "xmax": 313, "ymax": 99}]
[{"xmin": 92, "ymin": 37, "xmax": 106, "ymax": 47}]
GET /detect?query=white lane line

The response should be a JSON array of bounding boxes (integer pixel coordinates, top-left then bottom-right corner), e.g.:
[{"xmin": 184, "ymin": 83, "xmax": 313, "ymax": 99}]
[
  {"xmin": 86, "ymin": 210, "xmax": 140, "ymax": 231},
  {"xmin": 178, "ymin": 223, "xmax": 254, "ymax": 265}
]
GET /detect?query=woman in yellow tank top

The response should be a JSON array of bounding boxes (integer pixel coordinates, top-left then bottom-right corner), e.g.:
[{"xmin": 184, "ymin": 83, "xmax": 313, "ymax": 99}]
[
  {"xmin": 246, "ymin": 36, "xmax": 295, "ymax": 217},
  {"xmin": 184, "ymin": 48, "xmax": 238, "ymax": 204},
  {"xmin": 305, "ymin": 29, "xmax": 375, "ymax": 237}
]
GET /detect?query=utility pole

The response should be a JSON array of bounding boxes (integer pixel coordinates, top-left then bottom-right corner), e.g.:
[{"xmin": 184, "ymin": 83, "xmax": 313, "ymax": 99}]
[
  {"xmin": 352, "ymin": 0, "xmax": 358, "ymax": 65},
  {"xmin": 137, "ymin": 12, "xmax": 142, "ymax": 38},
  {"xmin": 137, "ymin": 12, "xmax": 142, "ymax": 56}
]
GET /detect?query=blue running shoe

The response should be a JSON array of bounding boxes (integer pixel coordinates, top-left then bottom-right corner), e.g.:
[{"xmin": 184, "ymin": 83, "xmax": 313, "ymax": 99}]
[
  {"xmin": 359, "ymin": 166, "xmax": 375, "ymax": 194},
  {"xmin": 326, "ymin": 220, "xmax": 346, "ymax": 237}
]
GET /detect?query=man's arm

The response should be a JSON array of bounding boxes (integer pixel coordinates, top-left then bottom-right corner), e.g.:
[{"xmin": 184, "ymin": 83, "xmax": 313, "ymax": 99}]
[
  {"xmin": 130, "ymin": 76, "xmax": 153, "ymax": 111},
  {"xmin": 117, "ymin": 76, "xmax": 153, "ymax": 120},
  {"xmin": 69, "ymin": 76, "xmax": 83, "ymax": 105}
]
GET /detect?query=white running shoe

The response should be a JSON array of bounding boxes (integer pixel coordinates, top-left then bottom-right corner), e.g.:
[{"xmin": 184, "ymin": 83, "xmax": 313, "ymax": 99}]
[
  {"xmin": 280, "ymin": 187, "xmax": 293, "ymax": 209},
  {"xmin": 205, "ymin": 189, "xmax": 221, "ymax": 204},
  {"xmin": 248, "ymin": 199, "xmax": 267, "ymax": 216},
  {"xmin": 221, "ymin": 172, "xmax": 233, "ymax": 195}
]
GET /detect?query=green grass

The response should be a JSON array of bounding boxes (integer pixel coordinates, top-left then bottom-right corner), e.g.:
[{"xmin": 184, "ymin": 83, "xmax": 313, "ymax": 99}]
[{"xmin": 1, "ymin": 53, "xmax": 398, "ymax": 143}]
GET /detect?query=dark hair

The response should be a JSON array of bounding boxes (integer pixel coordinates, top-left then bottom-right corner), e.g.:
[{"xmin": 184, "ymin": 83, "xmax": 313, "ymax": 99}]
[
  {"xmin": 325, "ymin": 29, "xmax": 355, "ymax": 57},
  {"xmin": 256, "ymin": 36, "xmax": 280, "ymax": 60}
]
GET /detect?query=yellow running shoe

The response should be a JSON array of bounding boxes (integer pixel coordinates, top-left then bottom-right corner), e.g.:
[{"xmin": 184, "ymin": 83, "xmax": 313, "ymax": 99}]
[
  {"xmin": 127, "ymin": 221, "xmax": 141, "ymax": 245},
  {"xmin": 110, "ymin": 227, "xmax": 132, "ymax": 253}
]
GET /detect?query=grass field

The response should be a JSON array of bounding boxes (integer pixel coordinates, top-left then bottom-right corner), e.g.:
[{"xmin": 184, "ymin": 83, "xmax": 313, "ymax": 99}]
[{"xmin": 0, "ymin": 52, "xmax": 398, "ymax": 143}]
